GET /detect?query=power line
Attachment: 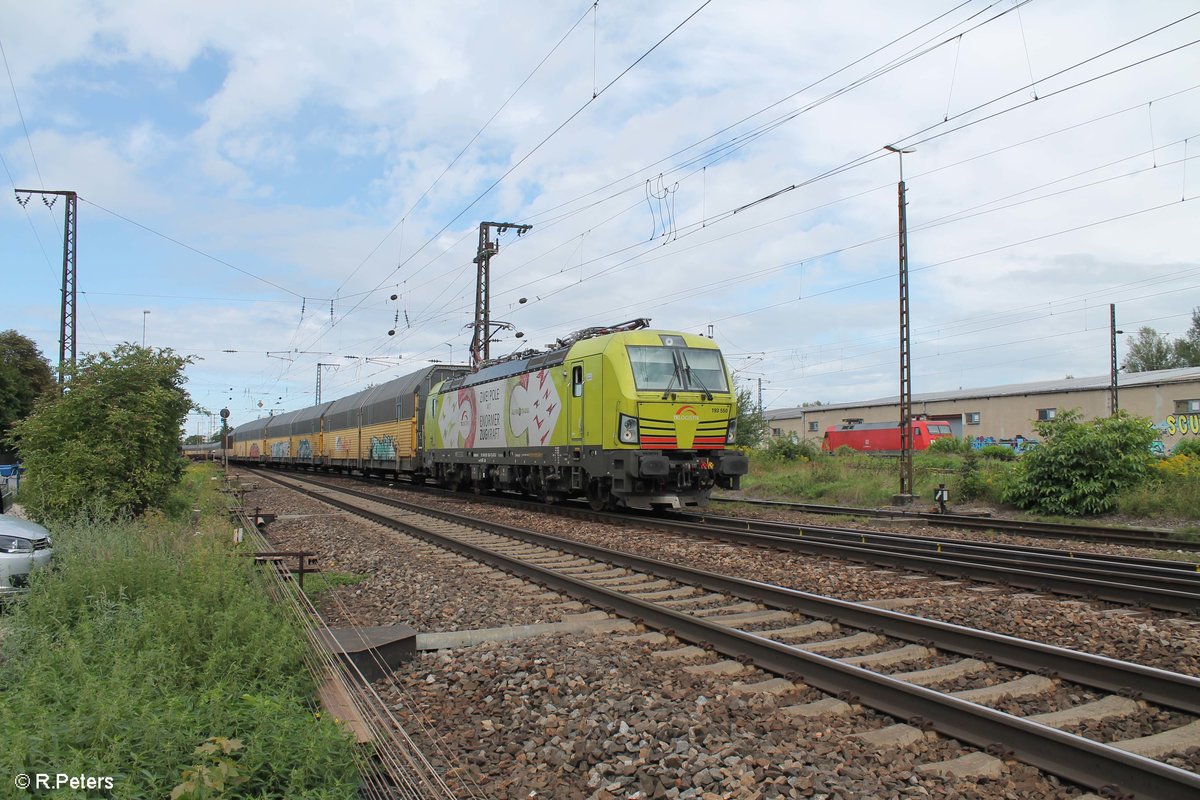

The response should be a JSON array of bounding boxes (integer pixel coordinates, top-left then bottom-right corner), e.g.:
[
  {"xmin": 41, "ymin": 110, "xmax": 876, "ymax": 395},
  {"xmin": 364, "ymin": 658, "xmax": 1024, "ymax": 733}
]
[
  {"xmin": 78, "ymin": 196, "xmax": 315, "ymax": 300},
  {"xmin": 297, "ymin": 0, "xmax": 716, "ymax": 353},
  {"xmin": 336, "ymin": 1, "xmax": 597, "ymax": 295}
]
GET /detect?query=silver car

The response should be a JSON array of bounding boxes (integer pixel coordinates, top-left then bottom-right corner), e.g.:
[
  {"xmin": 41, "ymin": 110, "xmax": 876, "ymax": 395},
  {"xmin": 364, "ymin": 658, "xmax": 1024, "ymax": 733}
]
[{"xmin": 0, "ymin": 516, "xmax": 53, "ymax": 594}]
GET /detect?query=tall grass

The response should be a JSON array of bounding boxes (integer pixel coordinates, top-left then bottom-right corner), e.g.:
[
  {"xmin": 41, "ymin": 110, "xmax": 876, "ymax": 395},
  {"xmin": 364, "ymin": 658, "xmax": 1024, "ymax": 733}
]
[
  {"xmin": 743, "ymin": 451, "xmax": 1000, "ymax": 509},
  {"xmin": 742, "ymin": 449, "xmax": 1200, "ymax": 521},
  {"xmin": 1117, "ymin": 454, "xmax": 1200, "ymax": 521},
  {"xmin": 0, "ymin": 465, "xmax": 358, "ymax": 799}
]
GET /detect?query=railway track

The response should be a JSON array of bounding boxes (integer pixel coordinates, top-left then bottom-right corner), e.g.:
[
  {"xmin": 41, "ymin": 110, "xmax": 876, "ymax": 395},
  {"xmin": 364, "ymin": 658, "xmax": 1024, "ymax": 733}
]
[
  {"xmin": 249, "ymin": 468, "xmax": 1200, "ymax": 800},
  {"xmin": 711, "ymin": 495, "xmax": 1200, "ymax": 552},
  {"xmin": 661, "ymin": 509, "xmax": 1200, "ymax": 614},
  {"xmin": 406, "ymin": 476, "xmax": 1200, "ymax": 613},
  {"xmin": 248, "ymin": 466, "xmax": 1200, "ymax": 612}
]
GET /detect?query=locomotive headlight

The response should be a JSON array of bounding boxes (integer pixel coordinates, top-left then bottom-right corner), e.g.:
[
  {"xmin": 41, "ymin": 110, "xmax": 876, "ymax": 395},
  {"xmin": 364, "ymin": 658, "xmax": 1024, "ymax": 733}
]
[
  {"xmin": 726, "ymin": 418, "xmax": 738, "ymax": 444},
  {"xmin": 618, "ymin": 413, "xmax": 639, "ymax": 444}
]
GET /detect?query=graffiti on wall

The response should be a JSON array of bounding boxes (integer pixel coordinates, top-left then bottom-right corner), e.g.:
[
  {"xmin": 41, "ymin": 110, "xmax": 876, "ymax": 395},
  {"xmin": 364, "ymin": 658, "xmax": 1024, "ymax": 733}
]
[
  {"xmin": 370, "ymin": 435, "xmax": 397, "ymax": 460},
  {"xmin": 970, "ymin": 435, "xmax": 1037, "ymax": 454},
  {"xmin": 297, "ymin": 439, "xmax": 313, "ymax": 459},
  {"xmin": 270, "ymin": 441, "xmax": 290, "ymax": 458}
]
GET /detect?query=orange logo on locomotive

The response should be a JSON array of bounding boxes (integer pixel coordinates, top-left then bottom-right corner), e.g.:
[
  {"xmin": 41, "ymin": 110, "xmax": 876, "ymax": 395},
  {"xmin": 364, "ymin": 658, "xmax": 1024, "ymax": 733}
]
[{"xmin": 674, "ymin": 405, "xmax": 699, "ymax": 421}]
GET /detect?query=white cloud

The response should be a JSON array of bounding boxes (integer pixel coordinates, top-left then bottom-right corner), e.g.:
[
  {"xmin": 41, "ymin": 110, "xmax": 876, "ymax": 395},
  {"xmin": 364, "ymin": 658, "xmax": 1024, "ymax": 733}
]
[{"xmin": 1, "ymin": 0, "xmax": 1198, "ymax": 417}]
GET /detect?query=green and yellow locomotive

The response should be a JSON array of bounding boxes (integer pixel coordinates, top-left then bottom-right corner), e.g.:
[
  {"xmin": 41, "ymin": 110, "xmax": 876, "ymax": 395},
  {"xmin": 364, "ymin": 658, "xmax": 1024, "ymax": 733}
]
[{"xmin": 423, "ymin": 319, "xmax": 748, "ymax": 509}]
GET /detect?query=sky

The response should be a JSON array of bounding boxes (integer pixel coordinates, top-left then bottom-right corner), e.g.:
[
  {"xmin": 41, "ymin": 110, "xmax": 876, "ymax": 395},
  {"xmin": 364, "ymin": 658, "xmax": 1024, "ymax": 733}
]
[{"xmin": 1, "ymin": 0, "xmax": 1198, "ymax": 437}]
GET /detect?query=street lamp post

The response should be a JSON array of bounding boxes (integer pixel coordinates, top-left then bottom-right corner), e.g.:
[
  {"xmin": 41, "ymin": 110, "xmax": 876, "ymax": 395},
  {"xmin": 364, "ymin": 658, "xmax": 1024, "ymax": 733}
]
[{"xmin": 142, "ymin": 310, "xmax": 150, "ymax": 347}]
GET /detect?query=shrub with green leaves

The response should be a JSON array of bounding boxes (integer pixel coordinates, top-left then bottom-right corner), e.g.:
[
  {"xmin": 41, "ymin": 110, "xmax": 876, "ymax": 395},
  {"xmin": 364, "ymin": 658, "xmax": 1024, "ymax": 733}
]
[
  {"xmin": 977, "ymin": 444, "xmax": 1017, "ymax": 461},
  {"xmin": 927, "ymin": 435, "xmax": 970, "ymax": 455},
  {"xmin": 11, "ymin": 343, "xmax": 193, "ymax": 523},
  {"xmin": 1002, "ymin": 409, "xmax": 1156, "ymax": 516},
  {"xmin": 762, "ymin": 435, "xmax": 820, "ymax": 461},
  {"xmin": 1172, "ymin": 437, "xmax": 1200, "ymax": 457}
]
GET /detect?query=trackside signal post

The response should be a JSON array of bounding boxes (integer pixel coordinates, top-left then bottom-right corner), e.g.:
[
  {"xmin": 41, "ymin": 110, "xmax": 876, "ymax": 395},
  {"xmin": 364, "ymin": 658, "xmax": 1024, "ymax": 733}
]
[
  {"xmin": 885, "ymin": 146, "xmax": 915, "ymax": 505},
  {"xmin": 15, "ymin": 189, "xmax": 77, "ymax": 392},
  {"xmin": 469, "ymin": 221, "xmax": 531, "ymax": 368}
]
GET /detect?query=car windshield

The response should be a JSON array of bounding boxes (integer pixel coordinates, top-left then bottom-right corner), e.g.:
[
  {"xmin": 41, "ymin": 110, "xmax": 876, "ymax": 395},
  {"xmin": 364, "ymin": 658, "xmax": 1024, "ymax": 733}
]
[{"xmin": 627, "ymin": 346, "xmax": 729, "ymax": 393}]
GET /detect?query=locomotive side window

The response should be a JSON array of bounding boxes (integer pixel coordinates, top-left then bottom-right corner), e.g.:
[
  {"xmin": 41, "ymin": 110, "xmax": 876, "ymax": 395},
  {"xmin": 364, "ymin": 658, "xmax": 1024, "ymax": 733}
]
[{"xmin": 572, "ymin": 365, "xmax": 583, "ymax": 397}]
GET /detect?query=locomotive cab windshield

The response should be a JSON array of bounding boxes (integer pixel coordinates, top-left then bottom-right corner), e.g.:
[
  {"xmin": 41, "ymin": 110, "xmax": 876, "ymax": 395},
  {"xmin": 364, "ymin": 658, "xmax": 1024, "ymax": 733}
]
[{"xmin": 627, "ymin": 344, "xmax": 729, "ymax": 398}]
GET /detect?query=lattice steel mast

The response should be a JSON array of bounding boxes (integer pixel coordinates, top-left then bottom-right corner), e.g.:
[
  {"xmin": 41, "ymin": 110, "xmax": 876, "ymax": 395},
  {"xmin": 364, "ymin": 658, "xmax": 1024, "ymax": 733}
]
[
  {"xmin": 469, "ymin": 221, "xmax": 531, "ymax": 368},
  {"xmin": 15, "ymin": 189, "xmax": 77, "ymax": 391},
  {"xmin": 884, "ymin": 147, "xmax": 915, "ymax": 504}
]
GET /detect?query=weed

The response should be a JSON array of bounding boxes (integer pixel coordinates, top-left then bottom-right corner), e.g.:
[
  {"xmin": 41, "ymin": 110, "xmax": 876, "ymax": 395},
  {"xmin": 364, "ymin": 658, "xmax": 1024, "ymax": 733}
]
[{"xmin": 0, "ymin": 465, "xmax": 358, "ymax": 798}]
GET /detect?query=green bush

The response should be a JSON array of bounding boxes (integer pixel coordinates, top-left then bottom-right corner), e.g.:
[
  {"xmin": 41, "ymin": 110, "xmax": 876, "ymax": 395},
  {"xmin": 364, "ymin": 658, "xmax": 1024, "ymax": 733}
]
[
  {"xmin": 927, "ymin": 435, "xmax": 970, "ymax": 455},
  {"xmin": 977, "ymin": 444, "xmax": 1017, "ymax": 461},
  {"xmin": 762, "ymin": 436, "xmax": 820, "ymax": 461},
  {"xmin": 1172, "ymin": 437, "xmax": 1200, "ymax": 457},
  {"xmin": 1002, "ymin": 409, "xmax": 1156, "ymax": 516},
  {"xmin": 11, "ymin": 344, "xmax": 193, "ymax": 523}
]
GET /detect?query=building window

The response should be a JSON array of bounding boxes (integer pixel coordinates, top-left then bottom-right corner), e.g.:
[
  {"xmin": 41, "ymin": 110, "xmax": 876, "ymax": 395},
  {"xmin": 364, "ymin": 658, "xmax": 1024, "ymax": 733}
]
[
  {"xmin": 772, "ymin": 428, "xmax": 782, "ymax": 437},
  {"xmin": 966, "ymin": 412, "xmax": 980, "ymax": 425},
  {"xmin": 1037, "ymin": 408, "xmax": 1057, "ymax": 421},
  {"xmin": 808, "ymin": 421, "xmax": 819, "ymax": 432},
  {"xmin": 1175, "ymin": 399, "xmax": 1200, "ymax": 413}
]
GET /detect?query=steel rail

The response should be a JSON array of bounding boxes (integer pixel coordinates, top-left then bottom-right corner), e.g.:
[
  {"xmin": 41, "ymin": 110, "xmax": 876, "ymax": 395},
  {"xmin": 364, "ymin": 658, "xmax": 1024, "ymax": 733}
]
[
  {"xmin": 596, "ymin": 511, "xmax": 1200, "ymax": 613},
  {"xmin": 266, "ymin": 471, "xmax": 1200, "ymax": 712},
  {"xmin": 712, "ymin": 496, "xmax": 1200, "ymax": 552},
  {"xmin": 245, "ymin": 466, "xmax": 1200, "ymax": 609},
  {"xmin": 677, "ymin": 510, "xmax": 1200, "ymax": 577},
  {"xmin": 255, "ymin": 469, "xmax": 1200, "ymax": 800}
]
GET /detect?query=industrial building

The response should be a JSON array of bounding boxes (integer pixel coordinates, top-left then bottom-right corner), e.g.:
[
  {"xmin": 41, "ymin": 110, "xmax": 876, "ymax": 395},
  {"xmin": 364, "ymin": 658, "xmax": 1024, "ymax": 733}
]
[{"xmin": 766, "ymin": 367, "xmax": 1200, "ymax": 453}]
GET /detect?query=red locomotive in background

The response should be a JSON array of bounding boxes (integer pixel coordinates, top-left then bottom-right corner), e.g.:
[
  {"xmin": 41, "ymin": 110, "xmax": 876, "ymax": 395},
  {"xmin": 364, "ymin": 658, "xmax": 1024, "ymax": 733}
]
[{"xmin": 821, "ymin": 417, "xmax": 955, "ymax": 454}]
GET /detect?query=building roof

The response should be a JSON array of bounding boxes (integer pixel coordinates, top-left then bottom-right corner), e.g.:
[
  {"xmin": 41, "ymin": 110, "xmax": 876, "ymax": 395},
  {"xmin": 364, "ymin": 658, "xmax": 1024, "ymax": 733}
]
[{"xmin": 765, "ymin": 367, "xmax": 1200, "ymax": 421}]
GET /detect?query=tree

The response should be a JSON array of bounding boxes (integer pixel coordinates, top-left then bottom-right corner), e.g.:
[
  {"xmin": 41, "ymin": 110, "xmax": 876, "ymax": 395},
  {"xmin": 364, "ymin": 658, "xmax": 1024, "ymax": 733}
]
[
  {"xmin": 183, "ymin": 434, "xmax": 207, "ymax": 445},
  {"xmin": 734, "ymin": 385, "xmax": 768, "ymax": 448},
  {"xmin": 1121, "ymin": 327, "xmax": 1183, "ymax": 373},
  {"xmin": 0, "ymin": 330, "xmax": 54, "ymax": 461},
  {"xmin": 1001, "ymin": 409, "xmax": 1156, "ymax": 516},
  {"xmin": 1173, "ymin": 307, "xmax": 1200, "ymax": 367},
  {"xmin": 10, "ymin": 343, "xmax": 194, "ymax": 522}
]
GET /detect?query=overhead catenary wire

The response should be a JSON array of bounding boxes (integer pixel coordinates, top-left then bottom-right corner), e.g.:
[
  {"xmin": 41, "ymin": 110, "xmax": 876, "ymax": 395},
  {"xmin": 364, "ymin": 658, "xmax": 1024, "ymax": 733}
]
[
  {"xmin": 401, "ymin": 19, "xmax": 1200, "ymax": 351},
  {"xmin": 303, "ymin": 0, "xmax": 717, "ymax": 358},
  {"xmin": 33, "ymin": 6, "xmax": 1187, "ymax": 414},
  {"xmin": 335, "ymin": 0, "xmax": 599, "ymax": 296}
]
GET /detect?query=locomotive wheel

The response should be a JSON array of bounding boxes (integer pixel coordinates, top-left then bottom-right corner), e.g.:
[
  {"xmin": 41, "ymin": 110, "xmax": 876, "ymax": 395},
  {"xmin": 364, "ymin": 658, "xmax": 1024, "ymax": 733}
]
[{"xmin": 586, "ymin": 479, "xmax": 612, "ymax": 512}]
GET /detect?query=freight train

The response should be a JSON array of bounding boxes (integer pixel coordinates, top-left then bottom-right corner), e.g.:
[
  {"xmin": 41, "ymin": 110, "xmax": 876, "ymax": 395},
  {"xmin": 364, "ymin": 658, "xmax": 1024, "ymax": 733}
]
[
  {"xmin": 226, "ymin": 319, "xmax": 748, "ymax": 509},
  {"xmin": 821, "ymin": 418, "xmax": 955, "ymax": 454}
]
